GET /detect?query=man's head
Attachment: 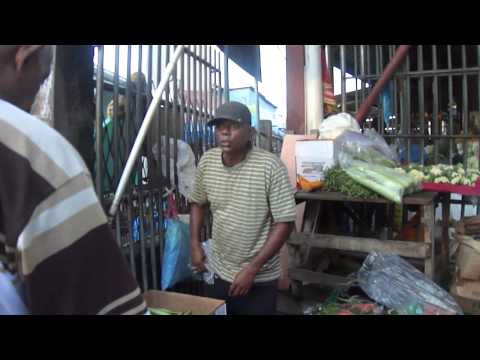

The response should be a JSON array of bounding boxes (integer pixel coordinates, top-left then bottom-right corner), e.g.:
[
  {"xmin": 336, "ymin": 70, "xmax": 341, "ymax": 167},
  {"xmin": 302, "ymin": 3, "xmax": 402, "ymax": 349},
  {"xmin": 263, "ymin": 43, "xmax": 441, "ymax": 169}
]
[
  {"xmin": 0, "ymin": 45, "xmax": 54, "ymax": 112},
  {"xmin": 208, "ymin": 101, "xmax": 255, "ymax": 154}
]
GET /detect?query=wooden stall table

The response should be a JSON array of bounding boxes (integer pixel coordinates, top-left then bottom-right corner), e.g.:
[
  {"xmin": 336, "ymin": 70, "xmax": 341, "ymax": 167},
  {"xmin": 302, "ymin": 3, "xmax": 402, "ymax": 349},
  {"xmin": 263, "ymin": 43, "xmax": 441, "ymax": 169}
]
[{"xmin": 287, "ymin": 190, "xmax": 450, "ymax": 298}]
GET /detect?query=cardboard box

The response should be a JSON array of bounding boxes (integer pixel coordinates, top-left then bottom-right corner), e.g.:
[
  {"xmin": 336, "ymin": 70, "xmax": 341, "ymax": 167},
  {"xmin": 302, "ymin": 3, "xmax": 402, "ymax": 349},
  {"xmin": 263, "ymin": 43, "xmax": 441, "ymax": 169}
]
[
  {"xmin": 450, "ymin": 278, "xmax": 480, "ymax": 315},
  {"xmin": 295, "ymin": 139, "xmax": 335, "ymax": 191},
  {"xmin": 144, "ymin": 290, "xmax": 226, "ymax": 315}
]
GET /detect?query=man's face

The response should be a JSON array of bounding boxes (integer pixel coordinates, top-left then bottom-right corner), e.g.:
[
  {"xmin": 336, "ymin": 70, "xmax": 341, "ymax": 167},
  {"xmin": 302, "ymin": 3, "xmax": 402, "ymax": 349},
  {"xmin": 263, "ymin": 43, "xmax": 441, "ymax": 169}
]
[{"xmin": 215, "ymin": 119, "xmax": 252, "ymax": 154}]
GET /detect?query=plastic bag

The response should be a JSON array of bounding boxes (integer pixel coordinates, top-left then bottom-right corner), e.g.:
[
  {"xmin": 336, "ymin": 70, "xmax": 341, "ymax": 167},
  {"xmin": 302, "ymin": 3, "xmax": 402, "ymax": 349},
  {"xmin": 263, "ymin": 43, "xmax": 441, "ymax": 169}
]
[
  {"xmin": 0, "ymin": 267, "xmax": 29, "ymax": 315},
  {"xmin": 335, "ymin": 130, "xmax": 399, "ymax": 168},
  {"xmin": 357, "ymin": 252, "xmax": 463, "ymax": 315},
  {"xmin": 319, "ymin": 113, "xmax": 360, "ymax": 140},
  {"xmin": 161, "ymin": 217, "xmax": 193, "ymax": 290},
  {"xmin": 152, "ymin": 137, "xmax": 196, "ymax": 199},
  {"xmin": 337, "ymin": 131, "xmax": 417, "ymax": 203},
  {"xmin": 31, "ymin": 70, "xmax": 54, "ymax": 127}
]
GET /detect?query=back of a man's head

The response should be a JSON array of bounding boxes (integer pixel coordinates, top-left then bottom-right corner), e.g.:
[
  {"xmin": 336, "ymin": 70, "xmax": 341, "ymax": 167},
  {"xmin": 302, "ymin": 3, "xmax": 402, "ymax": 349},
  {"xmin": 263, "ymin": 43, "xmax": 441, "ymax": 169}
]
[{"xmin": 0, "ymin": 45, "xmax": 53, "ymax": 112}]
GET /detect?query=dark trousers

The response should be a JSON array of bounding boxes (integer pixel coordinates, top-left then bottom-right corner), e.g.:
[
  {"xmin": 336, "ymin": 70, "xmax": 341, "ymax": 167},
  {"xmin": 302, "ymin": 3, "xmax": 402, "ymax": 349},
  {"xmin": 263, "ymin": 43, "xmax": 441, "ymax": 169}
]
[{"xmin": 206, "ymin": 274, "xmax": 278, "ymax": 315}]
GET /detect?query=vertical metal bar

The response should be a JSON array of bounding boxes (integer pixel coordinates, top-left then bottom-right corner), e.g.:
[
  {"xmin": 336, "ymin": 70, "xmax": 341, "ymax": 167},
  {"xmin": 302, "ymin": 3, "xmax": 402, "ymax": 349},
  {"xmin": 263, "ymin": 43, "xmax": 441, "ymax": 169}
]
[
  {"xmin": 147, "ymin": 46, "xmax": 153, "ymax": 112},
  {"xmin": 376, "ymin": 45, "xmax": 384, "ymax": 135},
  {"xmin": 340, "ymin": 45, "xmax": 346, "ymax": 112},
  {"xmin": 126, "ymin": 194, "xmax": 136, "ymax": 277},
  {"xmin": 462, "ymin": 45, "xmax": 469, "ymax": 170},
  {"xmin": 212, "ymin": 47, "xmax": 218, "ymax": 148},
  {"xmin": 164, "ymin": 45, "xmax": 171, "ymax": 187},
  {"xmin": 94, "ymin": 45, "xmax": 104, "ymax": 197},
  {"xmin": 199, "ymin": 45, "xmax": 204, "ymax": 156},
  {"xmin": 172, "ymin": 45, "xmax": 179, "ymax": 195},
  {"xmin": 157, "ymin": 191, "xmax": 164, "ymax": 284},
  {"xmin": 193, "ymin": 46, "xmax": 199, "ymax": 162},
  {"xmin": 218, "ymin": 49, "xmax": 223, "ymax": 108},
  {"xmin": 138, "ymin": 191, "xmax": 148, "ymax": 290},
  {"xmin": 354, "ymin": 45, "xmax": 358, "ymax": 112},
  {"xmin": 406, "ymin": 52, "xmax": 411, "ymax": 163},
  {"xmin": 203, "ymin": 45, "xmax": 209, "ymax": 152},
  {"xmin": 156, "ymin": 45, "xmax": 163, "ymax": 189},
  {"xmin": 113, "ymin": 45, "xmax": 120, "ymax": 188},
  {"xmin": 134, "ymin": 46, "xmax": 143, "ymax": 184},
  {"xmin": 208, "ymin": 45, "xmax": 214, "ymax": 149},
  {"xmin": 146, "ymin": 46, "xmax": 153, "ymax": 187},
  {"xmin": 418, "ymin": 45, "xmax": 425, "ymax": 165},
  {"xmin": 390, "ymin": 46, "xmax": 399, "ymax": 135},
  {"xmin": 148, "ymin": 192, "xmax": 158, "ymax": 289},
  {"xmin": 180, "ymin": 46, "xmax": 186, "ymax": 143},
  {"xmin": 360, "ymin": 45, "xmax": 366, "ymax": 106},
  {"xmin": 433, "ymin": 45, "xmax": 439, "ymax": 163},
  {"xmin": 126, "ymin": 46, "xmax": 132, "ymax": 187},
  {"xmin": 186, "ymin": 46, "xmax": 192, "ymax": 146},
  {"xmin": 448, "ymin": 45, "xmax": 454, "ymax": 165},
  {"xmin": 224, "ymin": 45, "xmax": 229, "ymax": 102},
  {"xmin": 366, "ymin": 45, "xmax": 371, "ymax": 82}
]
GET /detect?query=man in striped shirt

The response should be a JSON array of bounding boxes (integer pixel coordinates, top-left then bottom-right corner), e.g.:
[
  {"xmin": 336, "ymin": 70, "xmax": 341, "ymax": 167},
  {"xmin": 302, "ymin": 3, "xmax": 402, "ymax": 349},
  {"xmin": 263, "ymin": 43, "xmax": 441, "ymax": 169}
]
[
  {"xmin": 190, "ymin": 101, "xmax": 296, "ymax": 315},
  {"xmin": 0, "ymin": 45, "xmax": 146, "ymax": 314}
]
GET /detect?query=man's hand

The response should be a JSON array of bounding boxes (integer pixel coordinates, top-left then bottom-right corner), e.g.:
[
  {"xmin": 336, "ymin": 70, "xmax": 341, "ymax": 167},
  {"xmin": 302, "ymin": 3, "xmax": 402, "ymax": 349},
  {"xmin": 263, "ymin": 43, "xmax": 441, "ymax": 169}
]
[
  {"xmin": 229, "ymin": 264, "xmax": 259, "ymax": 297},
  {"xmin": 191, "ymin": 243, "xmax": 207, "ymax": 273}
]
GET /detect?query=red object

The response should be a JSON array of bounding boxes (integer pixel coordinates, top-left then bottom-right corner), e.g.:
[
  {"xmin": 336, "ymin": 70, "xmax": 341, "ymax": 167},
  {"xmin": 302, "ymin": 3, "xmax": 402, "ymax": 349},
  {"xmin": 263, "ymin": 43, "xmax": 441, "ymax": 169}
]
[
  {"xmin": 355, "ymin": 45, "xmax": 411, "ymax": 124},
  {"xmin": 422, "ymin": 178, "xmax": 480, "ymax": 196}
]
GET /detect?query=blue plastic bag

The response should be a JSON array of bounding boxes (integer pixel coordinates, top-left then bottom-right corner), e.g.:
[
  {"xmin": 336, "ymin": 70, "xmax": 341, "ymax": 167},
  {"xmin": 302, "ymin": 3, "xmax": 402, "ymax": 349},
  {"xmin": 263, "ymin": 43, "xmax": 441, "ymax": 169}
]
[{"xmin": 161, "ymin": 218, "xmax": 192, "ymax": 290}]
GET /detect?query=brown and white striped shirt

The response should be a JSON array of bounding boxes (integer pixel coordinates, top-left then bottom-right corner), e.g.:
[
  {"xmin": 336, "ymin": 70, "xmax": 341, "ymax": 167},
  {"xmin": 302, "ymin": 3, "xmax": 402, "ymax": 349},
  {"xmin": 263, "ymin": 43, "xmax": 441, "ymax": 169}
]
[{"xmin": 0, "ymin": 99, "xmax": 146, "ymax": 315}]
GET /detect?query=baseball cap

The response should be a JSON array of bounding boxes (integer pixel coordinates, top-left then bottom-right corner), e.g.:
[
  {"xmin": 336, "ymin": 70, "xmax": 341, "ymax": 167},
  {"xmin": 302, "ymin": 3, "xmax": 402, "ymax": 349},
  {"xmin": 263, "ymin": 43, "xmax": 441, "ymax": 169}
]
[{"xmin": 207, "ymin": 101, "xmax": 252, "ymax": 127}]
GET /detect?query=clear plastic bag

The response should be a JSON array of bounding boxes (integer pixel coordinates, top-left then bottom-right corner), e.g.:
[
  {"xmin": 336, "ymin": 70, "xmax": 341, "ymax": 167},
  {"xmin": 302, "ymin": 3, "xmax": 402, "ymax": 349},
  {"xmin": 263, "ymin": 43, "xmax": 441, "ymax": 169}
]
[
  {"xmin": 357, "ymin": 252, "xmax": 463, "ymax": 315},
  {"xmin": 335, "ymin": 130, "xmax": 399, "ymax": 168},
  {"xmin": 336, "ymin": 131, "xmax": 418, "ymax": 203}
]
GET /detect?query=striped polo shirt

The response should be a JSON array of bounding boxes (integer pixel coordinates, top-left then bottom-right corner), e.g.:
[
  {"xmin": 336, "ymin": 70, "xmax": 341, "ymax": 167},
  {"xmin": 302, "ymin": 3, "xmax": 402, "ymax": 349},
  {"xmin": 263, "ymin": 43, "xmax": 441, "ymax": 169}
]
[
  {"xmin": 190, "ymin": 146, "xmax": 296, "ymax": 283},
  {"xmin": 0, "ymin": 99, "xmax": 146, "ymax": 315}
]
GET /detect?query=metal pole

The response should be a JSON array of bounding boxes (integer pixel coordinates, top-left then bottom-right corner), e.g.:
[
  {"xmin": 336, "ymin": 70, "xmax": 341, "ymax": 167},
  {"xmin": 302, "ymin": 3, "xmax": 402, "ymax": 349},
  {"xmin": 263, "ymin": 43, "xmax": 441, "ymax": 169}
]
[
  {"xmin": 110, "ymin": 45, "xmax": 185, "ymax": 217},
  {"xmin": 356, "ymin": 45, "xmax": 411, "ymax": 124},
  {"xmin": 94, "ymin": 45, "xmax": 104, "ymax": 197},
  {"xmin": 255, "ymin": 78, "xmax": 261, "ymax": 146},
  {"xmin": 224, "ymin": 45, "xmax": 230, "ymax": 102},
  {"xmin": 340, "ymin": 45, "xmax": 346, "ymax": 112}
]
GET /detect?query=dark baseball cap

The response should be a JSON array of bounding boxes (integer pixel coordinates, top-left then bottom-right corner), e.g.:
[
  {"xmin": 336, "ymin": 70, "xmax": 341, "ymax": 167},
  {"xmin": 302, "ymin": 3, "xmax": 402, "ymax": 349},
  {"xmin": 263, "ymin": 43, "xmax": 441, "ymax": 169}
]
[{"xmin": 207, "ymin": 101, "xmax": 252, "ymax": 127}]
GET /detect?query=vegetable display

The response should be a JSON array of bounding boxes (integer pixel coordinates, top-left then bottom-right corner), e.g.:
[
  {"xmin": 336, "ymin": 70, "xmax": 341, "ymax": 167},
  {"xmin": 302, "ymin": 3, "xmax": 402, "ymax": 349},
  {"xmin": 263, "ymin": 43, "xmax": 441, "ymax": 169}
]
[{"xmin": 403, "ymin": 163, "xmax": 480, "ymax": 186}]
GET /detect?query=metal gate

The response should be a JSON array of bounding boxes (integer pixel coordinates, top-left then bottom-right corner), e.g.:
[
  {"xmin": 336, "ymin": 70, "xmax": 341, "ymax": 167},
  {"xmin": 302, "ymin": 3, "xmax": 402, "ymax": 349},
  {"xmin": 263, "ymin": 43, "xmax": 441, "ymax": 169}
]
[
  {"xmin": 93, "ymin": 45, "xmax": 224, "ymax": 292},
  {"xmin": 326, "ymin": 45, "xmax": 480, "ymax": 217}
]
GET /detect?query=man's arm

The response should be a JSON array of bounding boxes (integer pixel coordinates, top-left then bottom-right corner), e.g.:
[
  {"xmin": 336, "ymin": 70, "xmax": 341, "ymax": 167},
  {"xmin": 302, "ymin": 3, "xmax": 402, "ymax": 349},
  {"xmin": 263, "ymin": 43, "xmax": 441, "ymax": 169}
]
[
  {"xmin": 229, "ymin": 221, "xmax": 294, "ymax": 297},
  {"xmin": 190, "ymin": 202, "xmax": 207, "ymax": 272}
]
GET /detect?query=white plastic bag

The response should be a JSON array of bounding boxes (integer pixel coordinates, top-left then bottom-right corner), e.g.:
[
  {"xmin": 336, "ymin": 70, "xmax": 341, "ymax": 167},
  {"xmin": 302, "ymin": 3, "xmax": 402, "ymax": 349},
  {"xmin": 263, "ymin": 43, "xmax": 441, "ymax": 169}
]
[
  {"xmin": 319, "ymin": 113, "xmax": 361, "ymax": 140},
  {"xmin": 152, "ymin": 137, "xmax": 196, "ymax": 199}
]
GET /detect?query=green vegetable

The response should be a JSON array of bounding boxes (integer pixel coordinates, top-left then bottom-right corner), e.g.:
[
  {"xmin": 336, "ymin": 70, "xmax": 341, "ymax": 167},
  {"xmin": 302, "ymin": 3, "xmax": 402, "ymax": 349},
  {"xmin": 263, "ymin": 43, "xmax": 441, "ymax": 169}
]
[
  {"xmin": 149, "ymin": 307, "xmax": 192, "ymax": 315},
  {"xmin": 345, "ymin": 166, "xmax": 403, "ymax": 203},
  {"xmin": 324, "ymin": 165, "xmax": 378, "ymax": 199}
]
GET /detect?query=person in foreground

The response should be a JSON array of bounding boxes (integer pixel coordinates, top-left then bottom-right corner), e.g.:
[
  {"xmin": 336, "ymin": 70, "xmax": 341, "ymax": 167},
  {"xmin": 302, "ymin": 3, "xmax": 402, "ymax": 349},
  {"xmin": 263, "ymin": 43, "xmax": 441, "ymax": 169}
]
[
  {"xmin": 0, "ymin": 45, "xmax": 146, "ymax": 314},
  {"xmin": 189, "ymin": 101, "xmax": 296, "ymax": 315}
]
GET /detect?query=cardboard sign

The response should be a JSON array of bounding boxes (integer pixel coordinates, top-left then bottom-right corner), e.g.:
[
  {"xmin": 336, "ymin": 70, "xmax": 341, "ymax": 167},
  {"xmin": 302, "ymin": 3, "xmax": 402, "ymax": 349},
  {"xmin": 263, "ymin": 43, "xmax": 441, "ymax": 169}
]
[{"xmin": 295, "ymin": 140, "xmax": 335, "ymax": 191}]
